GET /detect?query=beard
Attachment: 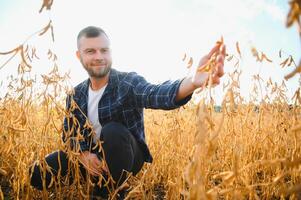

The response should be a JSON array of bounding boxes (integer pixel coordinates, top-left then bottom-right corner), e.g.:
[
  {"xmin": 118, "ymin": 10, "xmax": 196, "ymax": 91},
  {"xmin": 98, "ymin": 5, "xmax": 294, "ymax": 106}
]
[{"xmin": 81, "ymin": 58, "xmax": 111, "ymax": 78}]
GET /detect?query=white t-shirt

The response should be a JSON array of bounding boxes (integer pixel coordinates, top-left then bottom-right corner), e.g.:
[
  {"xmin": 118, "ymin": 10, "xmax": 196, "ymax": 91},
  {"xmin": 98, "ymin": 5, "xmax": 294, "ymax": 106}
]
[{"xmin": 88, "ymin": 84, "xmax": 107, "ymax": 143}]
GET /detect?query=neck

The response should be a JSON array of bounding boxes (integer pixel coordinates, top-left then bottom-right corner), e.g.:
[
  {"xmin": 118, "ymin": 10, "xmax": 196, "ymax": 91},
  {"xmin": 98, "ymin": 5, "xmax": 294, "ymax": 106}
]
[{"xmin": 89, "ymin": 73, "xmax": 109, "ymax": 91}]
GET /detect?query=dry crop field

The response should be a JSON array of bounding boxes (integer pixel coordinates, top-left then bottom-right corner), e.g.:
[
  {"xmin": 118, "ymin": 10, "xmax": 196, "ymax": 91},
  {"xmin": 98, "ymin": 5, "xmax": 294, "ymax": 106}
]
[
  {"xmin": 0, "ymin": 0, "xmax": 301, "ymax": 199},
  {"xmin": 0, "ymin": 77, "xmax": 301, "ymax": 199}
]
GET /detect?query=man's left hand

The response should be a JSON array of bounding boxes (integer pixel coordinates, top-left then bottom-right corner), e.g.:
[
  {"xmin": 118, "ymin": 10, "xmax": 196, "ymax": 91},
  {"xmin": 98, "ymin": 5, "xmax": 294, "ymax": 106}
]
[{"xmin": 192, "ymin": 43, "xmax": 226, "ymax": 88}]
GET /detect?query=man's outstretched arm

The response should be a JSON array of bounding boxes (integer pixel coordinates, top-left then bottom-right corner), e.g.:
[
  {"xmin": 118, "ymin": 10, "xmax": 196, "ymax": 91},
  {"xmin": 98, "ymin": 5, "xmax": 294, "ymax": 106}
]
[{"xmin": 176, "ymin": 43, "xmax": 226, "ymax": 101}]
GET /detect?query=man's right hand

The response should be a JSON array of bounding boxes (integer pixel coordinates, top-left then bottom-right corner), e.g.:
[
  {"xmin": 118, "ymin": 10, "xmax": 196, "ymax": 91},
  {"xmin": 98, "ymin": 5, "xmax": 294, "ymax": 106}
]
[{"xmin": 78, "ymin": 151, "xmax": 108, "ymax": 176}]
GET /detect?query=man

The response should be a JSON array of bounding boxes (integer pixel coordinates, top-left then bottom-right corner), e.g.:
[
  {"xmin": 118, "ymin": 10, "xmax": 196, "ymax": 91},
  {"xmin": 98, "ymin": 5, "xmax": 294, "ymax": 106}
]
[{"xmin": 30, "ymin": 26, "xmax": 226, "ymax": 199}]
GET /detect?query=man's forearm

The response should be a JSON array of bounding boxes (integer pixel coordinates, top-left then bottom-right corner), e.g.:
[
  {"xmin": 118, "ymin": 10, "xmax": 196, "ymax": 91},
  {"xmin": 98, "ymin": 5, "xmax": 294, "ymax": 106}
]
[{"xmin": 176, "ymin": 76, "xmax": 197, "ymax": 101}]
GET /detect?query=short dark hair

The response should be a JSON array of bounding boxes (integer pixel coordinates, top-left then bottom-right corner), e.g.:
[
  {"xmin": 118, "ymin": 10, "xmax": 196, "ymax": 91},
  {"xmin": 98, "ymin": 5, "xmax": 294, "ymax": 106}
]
[{"xmin": 77, "ymin": 26, "xmax": 108, "ymax": 49}]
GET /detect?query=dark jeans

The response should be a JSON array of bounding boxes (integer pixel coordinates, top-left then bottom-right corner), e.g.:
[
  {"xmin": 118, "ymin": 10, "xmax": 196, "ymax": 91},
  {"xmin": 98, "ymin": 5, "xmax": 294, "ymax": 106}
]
[{"xmin": 29, "ymin": 122, "xmax": 145, "ymax": 197}]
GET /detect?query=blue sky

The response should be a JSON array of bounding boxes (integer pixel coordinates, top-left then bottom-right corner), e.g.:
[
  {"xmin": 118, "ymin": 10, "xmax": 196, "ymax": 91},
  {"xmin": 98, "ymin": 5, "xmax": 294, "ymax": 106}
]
[{"xmin": 0, "ymin": 0, "xmax": 300, "ymax": 103}]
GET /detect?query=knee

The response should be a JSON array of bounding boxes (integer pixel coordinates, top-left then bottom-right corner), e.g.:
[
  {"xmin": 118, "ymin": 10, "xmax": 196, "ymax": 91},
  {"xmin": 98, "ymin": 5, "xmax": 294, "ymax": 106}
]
[
  {"xmin": 29, "ymin": 163, "xmax": 44, "ymax": 190},
  {"xmin": 101, "ymin": 122, "xmax": 131, "ymax": 146},
  {"xmin": 29, "ymin": 151, "xmax": 69, "ymax": 191}
]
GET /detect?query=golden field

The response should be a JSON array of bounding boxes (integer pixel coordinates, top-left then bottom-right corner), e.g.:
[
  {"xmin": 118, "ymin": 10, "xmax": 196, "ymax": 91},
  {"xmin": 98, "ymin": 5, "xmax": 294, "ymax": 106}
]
[
  {"xmin": 0, "ymin": 74, "xmax": 300, "ymax": 199},
  {"xmin": 0, "ymin": 1, "xmax": 300, "ymax": 199}
]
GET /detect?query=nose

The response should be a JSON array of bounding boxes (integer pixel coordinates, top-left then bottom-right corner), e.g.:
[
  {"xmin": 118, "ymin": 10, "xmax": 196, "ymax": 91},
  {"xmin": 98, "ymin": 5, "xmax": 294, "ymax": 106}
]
[{"xmin": 94, "ymin": 50, "xmax": 104, "ymax": 60}]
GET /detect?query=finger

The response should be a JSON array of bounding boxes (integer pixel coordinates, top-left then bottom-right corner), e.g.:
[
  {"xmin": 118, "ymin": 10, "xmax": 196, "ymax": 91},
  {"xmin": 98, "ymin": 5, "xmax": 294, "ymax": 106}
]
[
  {"xmin": 93, "ymin": 159, "xmax": 108, "ymax": 175},
  {"xmin": 92, "ymin": 156, "xmax": 102, "ymax": 166},
  {"xmin": 78, "ymin": 156, "xmax": 89, "ymax": 169},
  {"xmin": 212, "ymin": 76, "xmax": 220, "ymax": 85},
  {"xmin": 216, "ymin": 63, "xmax": 225, "ymax": 77},
  {"xmin": 90, "ymin": 161, "xmax": 102, "ymax": 174},
  {"xmin": 81, "ymin": 162, "xmax": 99, "ymax": 176},
  {"xmin": 89, "ymin": 169, "xmax": 100, "ymax": 176},
  {"xmin": 220, "ymin": 44, "xmax": 226, "ymax": 56},
  {"xmin": 79, "ymin": 156, "xmax": 101, "ymax": 176},
  {"xmin": 91, "ymin": 167, "xmax": 102, "ymax": 176},
  {"xmin": 216, "ymin": 54, "xmax": 224, "ymax": 64},
  {"xmin": 207, "ymin": 44, "xmax": 220, "ymax": 59},
  {"xmin": 215, "ymin": 63, "xmax": 224, "ymax": 77},
  {"xmin": 91, "ymin": 156, "xmax": 105, "ymax": 172},
  {"xmin": 214, "ymin": 52, "xmax": 225, "ymax": 77},
  {"xmin": 100, "ymin": 161, "xmax": 109, "ymax": 173},
  {"xmin": 87, "ymin": 162, "xmax": 102, "ymax": 176},
  {"xmin": 88, "ymin": 169, "xmax": 99, "ymax": 176},
  {"xmin": 197, "ymin": 64, "xmax": 210, "ymax": 72},
  {"xmin": 216, "ymin": 55, "xmax": 225, "ymax": 75}
]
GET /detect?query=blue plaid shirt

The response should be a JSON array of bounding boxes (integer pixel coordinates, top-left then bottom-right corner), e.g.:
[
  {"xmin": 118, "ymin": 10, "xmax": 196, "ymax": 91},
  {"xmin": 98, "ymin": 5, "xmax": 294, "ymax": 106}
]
[{"xmin": 63, "ymin": 68, "xmax": 192, "ymax": 162}]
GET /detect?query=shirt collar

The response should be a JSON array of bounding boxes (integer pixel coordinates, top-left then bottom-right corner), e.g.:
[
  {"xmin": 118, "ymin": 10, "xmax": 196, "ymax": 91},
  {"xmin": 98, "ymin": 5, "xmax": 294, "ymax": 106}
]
[
  {"xmin": 80, "ymin": 68, "xmax": 119, "ymax": 96},
  {"xmin": 107, "ymin": 68, "xmax": 119, "ymax": 89}
]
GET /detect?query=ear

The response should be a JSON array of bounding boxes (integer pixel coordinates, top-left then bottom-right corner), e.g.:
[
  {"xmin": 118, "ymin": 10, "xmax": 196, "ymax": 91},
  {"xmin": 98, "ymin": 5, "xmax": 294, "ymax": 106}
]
[{"xmin": 76, "ymin": 51, "xmax": 80, "ymax": 60}]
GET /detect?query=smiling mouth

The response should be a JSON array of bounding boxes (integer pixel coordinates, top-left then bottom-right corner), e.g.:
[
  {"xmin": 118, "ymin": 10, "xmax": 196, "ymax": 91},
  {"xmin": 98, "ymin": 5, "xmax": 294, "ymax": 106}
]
[{"xmin": 92, "ymin": 64, "xmax": 106, "ymax": 67}]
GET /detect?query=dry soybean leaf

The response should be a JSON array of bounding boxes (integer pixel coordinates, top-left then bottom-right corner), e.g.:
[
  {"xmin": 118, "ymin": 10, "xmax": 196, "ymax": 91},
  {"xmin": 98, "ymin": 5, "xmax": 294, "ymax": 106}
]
[
  {"xmin": 53, "ymin": 54, "xmax": 57, "ymax": 61},
  {"xmin": 231, "ymin": 81, "xmax": 240, "ymax": 89},
  {"xmin": 7, "ymin": 126, "xmax": 26, "ymax": 132},
  {"xmin": 292, "ymin": 88, "xmax": 301, "ymax": 104},
  {"xmin": 32, "ymin": 47, "xmax": 40, "ymax": 59},
  {"xmin": 236, "ymin": 41, "xmax": 241, "ymax": 58},
  {"xmin": 0, "ymin": 187, "xmax": 3, "ymax": 200},
  {"xmin": 282, "ymin": 184, "xmax": 301, "ymax": 196},
  {"xmin": 273, "ymin": 174, "xmax": 284, "ymax": 183},
  {"xmin": 223, "ymin": 171, "xmax": 235, "ymax": 185},
  {"xmin": 267, "ymin": 77, "xmax": 273, "ymax": 86},
  {"xmin": 227, "ymin": 54, "xmax": 234, "ymax": 62},
  {"xmin": 261, "ymin": 52, "xmax": 273, "ymax": 62},
  {"xmin": 39, "ymin": 20, "xmax": 52, "ymax": 36},
  {"xmin": 286, "ymin": 1, "xmax": 301, "ymax": 28},
  {"xmin": 20, "ymin": 45, "xmax": 32, "ymax": 69},
  {"xmin": 48, "ymin": 177, "xmax": 55, "ymax": 188},
  {"xmin": 216, "ymin": 36, "xmax": 224, "ymax": 46},
  {"xmin": 290, "ymin": 123, "xmax": 301, "ymax": 132},
  {"xmin": 284, "ymin": 60, "xmax": 301, "ymax": 80},
  {"xmin": 251, "ymin": 47, "xmax": 260, "ymax": 61},
  {"xmin": 80, "ymin": 189, "xmax": 89, "ymax": 198},
  {"xmin": 0, "ymin": 46, "xmax": 21, "ymax": 55},
  {"xmin": 187, "ymin": 57, "xmax": 193, "ymax": 69},
  {"xmin": 182, "ymin": 53, "xmax": 187, "ymax": 61},
  {"xmin": 223, "ymin": 81, "xmax": 230, "ymax": 90},
  {"xmin": 48, "ymin": 49, "xmax": 53, "ymax": 59},
  {"xmin": 51, "ymin": 25, "xmax": 55, "ymax": 42},
  {"xmin": 228, "ymin": 88, "xmax": 236, "ymax": 110},
  {"xmin": 287, "ymin": 55, "xmax": 294, "ymax": 66},
  {"xmin": 212, "ymin": 171, "xmax": 232, "ymax": 179},
  {"xmin": 39, "ymin": 0, "xmax": 54, "ymax": 13},
  {"xmin": 25, "ymin": 51, "xmax": 32, "ymax": 63},
  {"xmin": 0, "ymin": 168, "xmax": 7, "ymax": 176},
  {"xmin": 280, "ymin": 57, "xmax": 289, "ymax": 68},
  {"xmin": 286, "ymin": 157, "xmax": 301, "ymax": 168},
  {"xmin": 17, "ymin": 93, "xmax": 24, "ymax": 101},
  {"xmin": 24, "ymin": 44, "xmax": 29, "ymax": 53},
  {"xmin": 234, "ymin": 60, "xmax": 239, "ymax": 68}
]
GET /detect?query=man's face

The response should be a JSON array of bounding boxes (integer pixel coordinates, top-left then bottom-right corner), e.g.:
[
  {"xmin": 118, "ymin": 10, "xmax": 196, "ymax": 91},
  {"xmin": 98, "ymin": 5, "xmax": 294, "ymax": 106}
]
[{"xmin": 76, "ymin": 34, "xmax": 112, "ymax": 78}]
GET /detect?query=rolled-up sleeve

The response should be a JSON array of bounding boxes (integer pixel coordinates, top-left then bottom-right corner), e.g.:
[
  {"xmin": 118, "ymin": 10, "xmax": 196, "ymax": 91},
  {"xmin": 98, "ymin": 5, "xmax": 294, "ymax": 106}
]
[{"xmin": 128, "ymin": 72, "xmax": 192, "ymax": 110}]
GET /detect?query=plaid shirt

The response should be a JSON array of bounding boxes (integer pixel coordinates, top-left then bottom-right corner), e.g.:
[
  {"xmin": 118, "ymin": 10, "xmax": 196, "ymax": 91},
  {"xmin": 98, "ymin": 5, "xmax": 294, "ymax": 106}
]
[{"xmin": 63, "ymin": 68, "xmax": 191, "ymax": 162}]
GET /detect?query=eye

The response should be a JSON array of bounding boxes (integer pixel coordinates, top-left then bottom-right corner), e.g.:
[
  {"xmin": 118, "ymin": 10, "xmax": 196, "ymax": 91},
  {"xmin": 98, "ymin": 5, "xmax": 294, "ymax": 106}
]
[
  {"xmin": 101, "ymin": 48, "xmax": 109, "ymax": 53},
  {"xmin": 85, "ymin": 49, "xmax": 95, "ymax": 54}
]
